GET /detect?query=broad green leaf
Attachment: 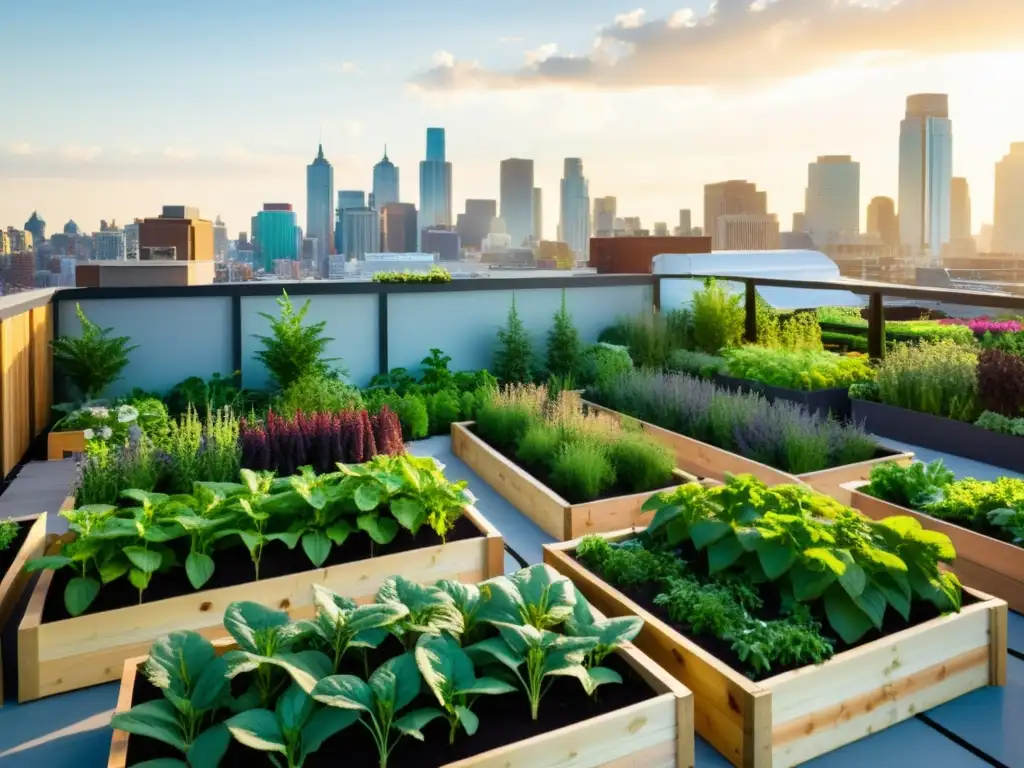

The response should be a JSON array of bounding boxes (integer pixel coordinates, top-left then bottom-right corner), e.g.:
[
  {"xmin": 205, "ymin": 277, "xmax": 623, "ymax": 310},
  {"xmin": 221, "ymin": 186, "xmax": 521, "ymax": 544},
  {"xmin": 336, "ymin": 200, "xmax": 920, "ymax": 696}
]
[
  {"xmin": 326, "ymin": 521, "xmax": 353, "ymax": 546},
  {"xmin": 689, "ymin": 519, "xmax": 731, "ymax": 550},
  {"xmin": 354, "ymin": 483, "xmax": 383, "ymax": 512},
  {"xmin": 707, "ymin": 535, "xmax": 745, "ymax": 574},
  {"xmin": 390, "ymin": 498, "xmax": 426, "ymax": 533},
  {"xmin": 755, "ymin": 539, "xmax": 797, "ymax": 581},
  {"xmin": 311, "ymin": 675, "xmax": 373, "ymax": 711},
  {"xmin": 415, "ymin": 634, "xmax": 473, "ymax": 706},
  {"xmin": 464, "ymin": 637, "xmax": 522, "ymax": 671},
  {"xmin": 263, "ymin": 650, "xmax": 333, "ymax": 694},
  {"xmin": 132, "ymin": 759, "xmax": 187, "ymax": 767},
  {"xmin": 349, "ymin": 603, "xmax": 409, "ymax": 633},
  {"xmin": 238, "ymin": 530, "xmax": 261, "ymax": 556},
  {"xmin": 875, "ymin": 572, "xmax": 912, "ymax": 621},
  {"xmin": 455, "ymin": 705, "xmax": 479, "ymax": 736},
  {"xmin": 275, "ymin": 683, "xmax": 315, "ymax": 733},
  {"xmin": 144, "ymin": 631, "xmax": 217, "ymax": 695},
  {"xmin": 301, "ymin": 531, "xmax": 332, "ymax": 567},
  {"xmin": 99, "ymin": 556, "xmax": 131, "ymax": 585},
  {"xmin": 835, "ymin": 551, "xmax": 867, "ymax": 599},
  {"xmin": 299, "ymin": 706, "xmax": 358, "ymax": 754},
  {"xmin": 190, "ymin": 656, "xmax": 230, "ymax": 713},
  {"xmin": 394, "ymin": 708, "xmax": 445, "ymax": 741},
  {"xmin": 587, "ymin": 666, "xmax": 623, "ymax": 690},
  {"xmin": 185, "ymin": 552, "xmax": 215, "ymax": 590},
  {"xmin": 225, "ymin": 709, "xmax": 287, "ymax": 753},
  {"xmin": 266, "ymin": 531, "xmax": 302, "ymax": 550},
  {"xmin": 223, "ymin": 601, "xmax": 291, "ymax": 653},
  {"xmin": 356, "ymin": 514, "xmax": 398, "ymax": 545},
  {"xmin": 124, "ymin": 546, "xmax": 163, "ymax": 574},
  {"xmin": 509, "ymin": 564, "xmax": 576, "ymax": 628},
  {"xmin": 64, "ymin": 576, "xmax": 100, "ymax": 616},
  {"xmin": 853, "ymin": 582, "xmax": 887, "ymax": 631},
  {"xmin": 457, "ymin": 676, "xmax": 517, "ymax": 696},
  {"xmin": 824, "ymin": 585, "xmax": 874, "ymax": 644},
  {"xmin": 186, "ymin": 723, "xmax": 231, "ymax": 768},
  {"xmin": 24, "ymin": 554, "xmax": 73, "ymax": 572},
  {"xmin": 370, "ymin": 652, "xmax": 421, "ymax": 711},
  {"xmin": 790, "ymin": 562, "xmax": 836, "ymax": 602},
  {"xmin": 312, "ymin": 584, "xmax": 357, "ymax": 617},
  {"xmin": 110, "ymin": 699, "xmax": 186, "ymax": 753},
  {"xmin": 734, "ymin": 527, "xmax": 762, "ymax": 553}
]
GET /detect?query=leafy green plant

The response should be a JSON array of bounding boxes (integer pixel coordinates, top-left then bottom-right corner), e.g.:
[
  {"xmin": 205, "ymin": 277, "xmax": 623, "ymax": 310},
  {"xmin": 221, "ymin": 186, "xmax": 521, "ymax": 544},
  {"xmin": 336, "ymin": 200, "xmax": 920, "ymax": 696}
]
[
  {"xmin": 564, "ymin": 595, "xmax": 643, "ymax": 668},
  {"xmin": 875, "ymin": 340, "xmax": 979, "ymax": 421},
  {"xmin": 312, "ymin": 652, "xmax": 442, "ymax": 768},
  {"xmin": 0, "ymin": 518, "xmax": 18, "ymax": 552},
  {"xmin": 110, "ymin": 632, "xmax": 231, "ymax": 767},
  {"xmin": 550, "ymin": 441, "xmax": 616, "ymax": 502},
  {"xmin": 691, "ymin": 278, "xmax": 744, "ymax": 354},
  {"xmin": 476, "ymin": 563, "xmax": 577, "ymax": 630},
  {"xmin": 578, "ymin": 343, "xmax": 633, "ymax": 387},
  {"xmin": 864, "ymin": 460, "xmax": 955, "ymax": 511},
  {"xmin": 723, "ymin": 347, "xmax": 874, "ymax": 391},
  {"xmin": 493, "ymin": 295, "xmax": 535, "ymax": 386},
  {"xmin": 975, "ymin": 410, "xmax": 1024, "ymax": 436},
  {"xmin": 254, "ymin": 291, "xmax": 340, "ymax": 390},
  {"xmin": 415, "ymin": 633, "xmax": 516, "ymax": 744},
  {"xmin": 667, "ymin": 349, "xmax": 726, "ymax": 378},
  {"xmin": 547, "ymin": 290, "xmax": 583, "ymax": 379},
  {"xmin": 371, "ymin": 265, "xmax": 452, "ymax": 283},
  {"xmin": 51, "ymin": 304, "xmax": 137, "ymax": 404},
  {"xmin": 598, "ymin": 312, "xmax": 677, "ymax": 369},
  {"xmin": 306, "ymin": 584, "xmax": 408, "ymax": 673},
  {"xmin": 419, "ymin": 349, "xmax": 455, "ymax": 393},
  {"xmin": 375, "ymin": 576, "xmax": 464, "ymax": 649},
  {"xmin": 165, "ymin": 373, "xmax": 244, "ymax": 417},
  {"xmin": 276, "ymin": 373, "xmax": 363, "ymax": 418}
]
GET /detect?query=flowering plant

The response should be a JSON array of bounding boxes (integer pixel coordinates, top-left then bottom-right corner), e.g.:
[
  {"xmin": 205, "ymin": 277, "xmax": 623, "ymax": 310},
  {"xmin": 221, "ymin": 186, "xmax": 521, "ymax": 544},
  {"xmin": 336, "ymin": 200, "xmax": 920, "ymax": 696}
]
[
  {"xmin": 940, "ymin": 317, "xmax": 1023, "ymax": 334},
  {"xmin": 54, "ymin": 403, "xmax": 138, "ymax": 444}
]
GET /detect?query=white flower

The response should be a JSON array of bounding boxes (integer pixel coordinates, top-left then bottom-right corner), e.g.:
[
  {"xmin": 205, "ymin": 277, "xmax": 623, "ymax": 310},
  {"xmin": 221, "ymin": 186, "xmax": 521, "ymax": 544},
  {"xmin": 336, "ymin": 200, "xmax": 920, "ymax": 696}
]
[
  {"xmin": 88, "ymin": 407, "xmax": 109, "ymax": 419},
  {"xmin": 101, "ymin": 427, "xmax": 113, "ymax": 439},
  {"xmin": 83, "ymin": 428, "xmax": 95, "ymax": 440},
  {"xmin": 117, "ymin": 405, "xmax": 139, "ymax": 423}
]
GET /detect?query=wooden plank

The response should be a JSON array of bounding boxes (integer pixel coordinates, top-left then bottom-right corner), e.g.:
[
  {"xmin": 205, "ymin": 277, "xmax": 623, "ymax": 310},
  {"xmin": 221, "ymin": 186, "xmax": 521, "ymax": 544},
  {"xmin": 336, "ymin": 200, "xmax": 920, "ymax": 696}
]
[
  {"xmin": 991, "ymin": 600, "xmax": 1008, "ymax": 687},
  {"xmin": 0, "ymin": 512, "xmax": 49, "ymax": 706},
  {"xmin": 1, "ymin": 312, "xmax": 33, "ymax": 478},
  {"xmin": 19, "ymin": 516, "xmax": 497, "ymax": 700},
  {"xmin": 799, "ymin": 452, "xmax": 914, "ymax": 506},
  {"xmin": 30, "ymin": 305, "xmax": 53, "ymax": 438},
  {"xmin": 847, "ymin": 483, "xmax": 1024, "ymax": 613},
  {"xmin": 47, "ymin": 430, "xmax": 86, "ymax": 461},
  {"xmin": 106, "ymin": 658, "xmax": 137, "ymax": 768}
]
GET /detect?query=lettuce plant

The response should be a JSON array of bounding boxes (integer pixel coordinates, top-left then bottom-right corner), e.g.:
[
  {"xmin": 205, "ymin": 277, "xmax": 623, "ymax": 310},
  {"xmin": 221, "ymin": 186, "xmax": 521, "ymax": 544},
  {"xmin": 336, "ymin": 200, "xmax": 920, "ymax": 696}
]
[
  {"xmin": 312, "ymin": 653, "xmax": 442, "ymax": 768},
  {"xmin": 110, "ymin": 632, "xmax": 231, "ymax": 768},
  {"xmin": 477, "ymin": 563, "xmax": 577, "ymax": 630},
  {"xmin": 375, "ymin": 576, "xmax": 464, "ymax": 649},
  {"xmin": 435, "ymin": 579, "xmax": 486, "ymax": 645},
  {"xmin": 564, "ymin": 592, "xmax": 643, "ymax": 668},
  {"xmin": 414, "ymin": 634, "xmax": 516, "ymax": 743},
  {"xmin": 175, "ymin": 482, "xmax": 247, "ymax": 589},
  {"xmin": 306, "ymin": 584, "xmax": 408, "ymax": 673}
]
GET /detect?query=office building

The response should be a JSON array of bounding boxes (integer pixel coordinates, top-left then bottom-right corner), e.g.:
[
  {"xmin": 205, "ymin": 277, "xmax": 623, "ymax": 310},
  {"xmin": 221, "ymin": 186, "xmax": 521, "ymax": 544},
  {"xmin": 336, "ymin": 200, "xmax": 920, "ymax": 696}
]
[
  {"xmin": 6, "ymin": 227, "xmax": 33, "ymax": 252},
  {"xmin": 951, "ymin": 177, "xmax": 972, "ymax": 242},
  {"xmin": 805, "ymin": 156, "xmax": 860, "ymax": 246},
  {"xmin": 533, "ymin": 188, "xmax": 543, "ymax": 242},
  {"xmin": 419, "ymin": 128, "xmax": 453, "ymax": 236},
  {"xmin": 306, "ymin": 144, "xmax": 334, "ymax": 263},
  {"xmin": 500, "ymin": 158, "xmax": 534, "ymax": 247},
  {"xmin": 653, "ymin": 223, "xmax": 669, "ymax": 237},
  {"xmin": 93, "ymin": 226, "xmax": 127, "ymax": 261},
  {"xmin": 342, "ymin": 207, "xmax": 381, "ymax": 260},
  {"xmin": 381, "ymin": 203, "xmax": 418, "ymax": 253},
  {"xmin": 335, "ymin": 191, "xmax": 367, "ymax": 254},
  {"xmin": 559, "ymin": 158, "xmax": 590, "ymax": 261},
  {"xmin": 593, "ymin": 197, "xmax": 617, "ymax": 236},
  {"xmin": 372, "ymin": 147, "xmax": 400, "ymax": 210},
  {"xmin": 422, "ymin": 228, "xmax": 460, "ymax": 261},
  {"xmin": 255, "ymin": 204, "xmax": 299, "ymax": 270},
  {"xmin": 213, "ymin": 216, "xmax": 229, "ymax": 259},
  {"xmin": 792, "ymin": 212, "xmax": 807, "ymax": 233},
  {"xmin": 0, "ymin": 230, "xmax": 9, "ymax": 255},
  {"xmin": 704, "ymin": 181, "xmax": 768, "ymax": 249},
  {"xmin": 867, "ymin": 197, "xmax": 900, "ymax": 249},
  {"xmin": 456, "ymin": 199, "xmax": 496, "ymax": 251},
  {"xmin": 898, "ymin": 94, "xmax": 953, "ymax": 260},
  {"xmin": 124, "ymin": 219, "xmax": 141, "ymax": 259},
  {"xmin": 139, "ymin": 206, "xmax": 214, "ymax": 263},
  {"xmin": 24, "ymin": 211, "xmax": 46, "ymax": 244},
  {"xmin": 714, "ymin": 214, "xmax": 780, "ymax": 251},
  {"xmin": 676, "ymin": 210, "xmax": 692, "ymax": 236},
  {"xmin": 993, "ymin": 143, "xmax": 1024, "ymax": 254}
]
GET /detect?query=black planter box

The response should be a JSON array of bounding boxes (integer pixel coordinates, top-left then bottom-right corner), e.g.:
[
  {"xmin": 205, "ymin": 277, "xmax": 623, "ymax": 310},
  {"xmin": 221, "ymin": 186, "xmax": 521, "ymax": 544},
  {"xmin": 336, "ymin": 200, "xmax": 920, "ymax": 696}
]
[
  {"xmin": 851, "ymin": 399, "xmax": 1024, "ymax": 474},
  {"xmin": 710, "ymin": 374, "xmax": 851, "ymax": 420}
]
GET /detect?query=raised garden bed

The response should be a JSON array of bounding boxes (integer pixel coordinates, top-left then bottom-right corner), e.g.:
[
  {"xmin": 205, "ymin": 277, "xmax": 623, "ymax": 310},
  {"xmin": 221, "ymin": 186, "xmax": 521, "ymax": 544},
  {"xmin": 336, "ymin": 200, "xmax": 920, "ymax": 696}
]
[
  {"xmin": 851, "ymin": 399, "xmax": 1024, "ymax": 474},
  {"xmin": 47, "ymin": 429, "xmax": 85, "ymax": 460},
  {"xmin": 17, "ymin": 502, "xmax": 504, "ymax": 701},
  {"xmin": 711, "ymin": 374, "xmax": 853, "ymax": 422},
  {"xmin": 846, "ymin": 480, "xmax": 1024, "ymax": 614},
  {"xmin": 583, "ymin": 400, "xmax": 912, "ymax": 505},
  {"xmin": 107, "ymin": 569, "xmax": 695, "ymax": 768},
  {"xmin": 545, "ymin": 530, "xmax": 1008, "ymax": 768},
  {"xmin": 451, "ymin": 422, "xmax": 696, "ymax": 540},
  {"xmin": 0, "ymin": 512, "xmax": 50, "ymax": 705}
]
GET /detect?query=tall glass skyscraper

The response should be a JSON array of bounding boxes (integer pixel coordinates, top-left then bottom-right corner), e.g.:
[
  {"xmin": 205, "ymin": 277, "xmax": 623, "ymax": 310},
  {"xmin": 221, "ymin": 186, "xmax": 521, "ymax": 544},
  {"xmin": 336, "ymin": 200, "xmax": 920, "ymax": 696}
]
[
  {"xmin": 306, "ymin": 145, "xmax": 334, "ymax": 264},
  {"xmin": 804, "ymin": 156, "xmax": 860, "ymax": 247},
  {"xmin": 419, "ymin": 128, "xmax": 452, "ymax": 239},
  {"xmin": 559, "ymin": 158, "xmax": 590, "ymax": 260},
  {"xmin": 898, "ymin": 94, "xmax": 953, "ymax": 262},
  {"xmin": 373, "ymin": 147, "xmax": 400, "ymax": 209},
  {"xmin": 256, "ymin": 204, "xmax": 299, "ymax": 271},
  {"xmin": 500, "ymin": 158, "xmax": 534, "ymax": 248},
  {"xmin": 335, "ymin": 191, "xmax": 366, "ymax": 254}
]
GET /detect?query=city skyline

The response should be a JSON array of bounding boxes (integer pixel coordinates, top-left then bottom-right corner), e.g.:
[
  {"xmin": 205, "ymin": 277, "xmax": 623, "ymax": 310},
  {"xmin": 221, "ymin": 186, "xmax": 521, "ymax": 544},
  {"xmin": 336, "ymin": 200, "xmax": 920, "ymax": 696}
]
[{"xmin": 2, "ymin": 1, "xmax": 1023, "ymax": 236}]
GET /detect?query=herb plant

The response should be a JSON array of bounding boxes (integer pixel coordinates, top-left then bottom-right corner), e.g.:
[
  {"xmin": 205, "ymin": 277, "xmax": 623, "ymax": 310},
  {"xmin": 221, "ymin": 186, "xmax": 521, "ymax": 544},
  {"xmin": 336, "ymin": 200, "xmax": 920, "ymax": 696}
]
[
  {"xmin": 690, "ymin": 278, "xmax": 744, "ymax": 354},
  {"xmin": 875, "ymin": 340, "xmax": 979, "ymax": 421},
  {"xmin": 51, "ymin": 303, "xmax": 137, "ymax": 404},
  {"xmin": 0, "ymin": 518, "xmax": 17, "ymax": 553},
  {"xmin": 254, "ymin": 291, "xmax": 340, "ymax": 390},
  {"xmin": 722, "ymin": 346, "xmax": 874, "ymax": 391},
  {"xmin": 493, "ymin": 295, "xmax": 535, "ymax": 386},
  {"xmin": 546, "ymin": 290, "xmax": 583, "ymax": 379}
]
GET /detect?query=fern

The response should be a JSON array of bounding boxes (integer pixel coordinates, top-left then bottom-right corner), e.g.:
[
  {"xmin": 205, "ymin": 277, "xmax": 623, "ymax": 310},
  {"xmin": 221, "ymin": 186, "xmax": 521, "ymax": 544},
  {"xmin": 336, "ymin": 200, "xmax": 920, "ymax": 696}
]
[
  {"xmin": 51, "ymin": 304, "xmax": 137, "ymax": 402},
  {"xmin": 253, "ymin": 290, "xmax": 340, "ymax": 390}
]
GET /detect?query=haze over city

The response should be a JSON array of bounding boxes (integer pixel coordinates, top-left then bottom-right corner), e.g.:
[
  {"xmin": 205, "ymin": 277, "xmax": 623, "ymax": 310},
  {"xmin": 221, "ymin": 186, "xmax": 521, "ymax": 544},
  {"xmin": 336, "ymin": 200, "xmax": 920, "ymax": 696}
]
[{"xmin": 3, "ymin": 0, "xmax": 1023, "ymax": 236}]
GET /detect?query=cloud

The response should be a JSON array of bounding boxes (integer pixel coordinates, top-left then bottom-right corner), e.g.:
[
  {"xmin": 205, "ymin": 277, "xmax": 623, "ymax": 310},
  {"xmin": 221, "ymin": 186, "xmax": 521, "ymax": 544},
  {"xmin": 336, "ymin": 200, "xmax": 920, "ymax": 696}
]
[
  {"xmin": 410, "ymin": 0, "xmax": 1024, "ymax": 91},
  {"xmin": 323, "ymin": 60, "xmax": 359, "ymax": 75},
  {"xmin": 59, "ymin": 145, "xmax": 102, "ymax": 161},
  {"xmin": 498, "ymin": 36, "xmax": 524, "ymax": 44},
  {"xmin": 7, "ymin": 142, "xmax": 33, "ymax": 156}
]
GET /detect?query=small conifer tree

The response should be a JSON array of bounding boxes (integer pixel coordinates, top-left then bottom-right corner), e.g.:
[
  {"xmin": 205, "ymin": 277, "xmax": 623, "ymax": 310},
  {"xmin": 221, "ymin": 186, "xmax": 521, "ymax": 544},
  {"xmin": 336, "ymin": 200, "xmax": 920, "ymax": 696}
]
[
  {"xmin": 546, "ymin": 290, "xmax": 582, "ymax": 379},
  {"xmin": 493, "ymin": 294, "xmax": 534, "ymax": 385}
]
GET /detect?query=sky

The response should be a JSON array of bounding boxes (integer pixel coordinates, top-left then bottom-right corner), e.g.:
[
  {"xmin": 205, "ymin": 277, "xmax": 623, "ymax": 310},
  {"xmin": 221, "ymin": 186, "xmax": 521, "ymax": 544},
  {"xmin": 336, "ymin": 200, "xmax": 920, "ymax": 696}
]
[{"xmin": 2, "ymin": 0, "xmax": 1023, "ymax": 240}]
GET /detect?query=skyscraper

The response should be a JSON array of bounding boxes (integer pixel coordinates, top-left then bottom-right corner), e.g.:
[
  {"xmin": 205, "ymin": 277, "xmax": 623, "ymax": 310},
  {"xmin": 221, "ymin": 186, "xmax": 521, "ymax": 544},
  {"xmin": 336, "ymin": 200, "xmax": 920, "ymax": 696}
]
[
  {"xmin": 456, "ymin": 199, "xmax": 497, "ymax": 251},
  {"xmin": 373, "ymin": 147, "xmax": 400, "ymax": 210},
  {"xmin": 559, "ymin": 158, "xmax": 590, "ymax": 261},
  {"xmin": 24, "ymin": 211, "xmax": 46, "ymax": 244},
  {"xmin": 950, "ymin": 177, "xmax": 972, "ymax": 242},
  {"xmin": 306, "ymin": 144, "xmax": 334, "ymax": 264},
  {"xmin": 335, "ymin": 191, "xmax": 366, "ymax": 254},
  {"xmin": 342, "ymin": 208, "xmax": 381, "ymax": 260},
  {"xmin": 419, "ymin": 128, "xmax": 453, "ymax": 238},
  {"xmin": 256, "ymin": 204, "xmax": 299, "ymax": 271},
  {"xmin": 381, "ymin": 203, "xmax": 418, "ymax": 253},
  {"xmin": 867, "ymin": 197, "xmax": 900, "ymax": 249},
  {"xmin": 533, "ymin": 188, "xmax": 543, "ymax": 242},
  {"xmin": 993, "ymin": 143, "xmax": 1024, "ymax": 254},
  {"xmin": 898, "ymin": 94, "xmax": 953, "ymax": 261},
  {"xmin": 804, "ymin": 156, "xmax": 860, "ymax": 246},
  {"xmin": 500, "ymin": 158, "xmax": 534, "ymax": 247},
  {"xmin": 593, "ymin": 197, "xmax": 617, "ymax": 236},
  {"xmin": 715, "ymin": 215, "xmax": 780, "ymax": 251},
  {"xmin": 677, "ymin": 210, "xmax": 692, "ymax": 236},
  {"xmin": 213, "ymin": 215, "xmax": 229, "ymax": 258},
  {"xmin": 704, "ymin": 181, "xmax": 768, "ymax": 249}
]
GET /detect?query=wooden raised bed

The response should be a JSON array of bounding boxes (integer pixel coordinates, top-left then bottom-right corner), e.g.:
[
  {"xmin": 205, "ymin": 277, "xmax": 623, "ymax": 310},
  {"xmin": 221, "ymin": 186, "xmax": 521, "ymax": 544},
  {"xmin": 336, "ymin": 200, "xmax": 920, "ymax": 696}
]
[
  {"xmin": 450, "ymin": 422, "xmax": 697, "ymax": 541},
  {"xmin": 47, "ymin": 429, "xmax": 86, "ymax": 460},
  {"xmin": 583, "ymin": 400, "xmax": 913, "ymax": 506},
  {"xmin": 0, "ymin": 512, "xmax": 49, "ymax": 705},
  {"xmin": 845, "ymin": 480, "xmax": 1024, "ymax": 614},
  {"xmin": 108, "ymin": 626, "xmax": 695, "ymax": 768},
  {"xmin": 545, "ymin": 531, "xmax": 1007, "ymax": 768},
  {"xmin": 17, "ymin": 505, "xmax": 505, "ymax": 702}
]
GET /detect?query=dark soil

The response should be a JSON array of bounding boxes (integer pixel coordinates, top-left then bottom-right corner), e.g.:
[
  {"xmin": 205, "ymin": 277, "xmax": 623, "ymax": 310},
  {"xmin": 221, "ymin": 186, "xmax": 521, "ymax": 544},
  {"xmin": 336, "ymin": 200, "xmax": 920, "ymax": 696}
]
[
  {"xmin": 570, "ymin": 541, "xmax": 980, "ymax": 683},
  {"xmin": 467, "ymin": 425, "xmax": 681, "ymax": 504},
  {"xmin": 41, "ymin": 515, "xmax": 482, "ymax": 623},
  {"xmin": 123, "ymin": 642, "xmax": 655, "ymax": 767},
  {"xmin": 0, "ymin": 518, "xmax": 33, "ymax": 585}
]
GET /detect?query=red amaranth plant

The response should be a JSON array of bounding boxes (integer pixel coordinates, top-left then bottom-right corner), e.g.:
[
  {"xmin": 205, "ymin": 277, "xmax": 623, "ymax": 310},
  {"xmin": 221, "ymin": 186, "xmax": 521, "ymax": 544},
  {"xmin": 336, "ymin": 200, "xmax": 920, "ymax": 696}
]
[{"xmin": 977, "ymin": 349, "xmax": 1024, "ymax": 418}]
